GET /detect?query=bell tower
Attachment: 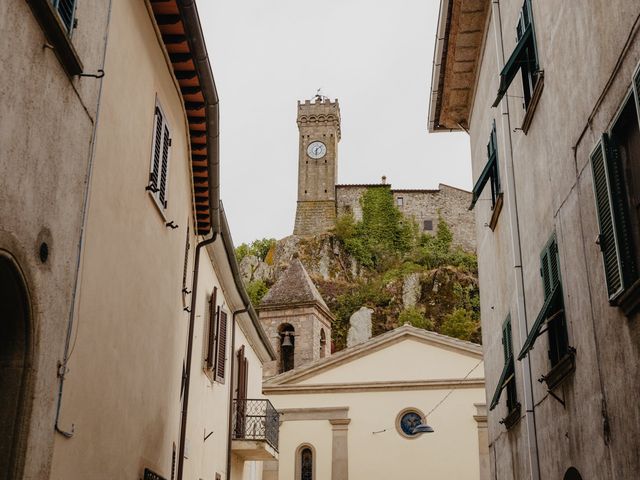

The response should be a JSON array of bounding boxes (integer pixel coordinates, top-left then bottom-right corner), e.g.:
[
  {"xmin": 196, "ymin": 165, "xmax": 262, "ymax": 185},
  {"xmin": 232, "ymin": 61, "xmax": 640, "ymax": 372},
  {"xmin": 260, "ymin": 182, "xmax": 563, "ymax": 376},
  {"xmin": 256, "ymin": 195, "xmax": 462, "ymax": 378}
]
[{"xmin": 293, "ymin": 96, "xmax": 341, "ymax": 235}]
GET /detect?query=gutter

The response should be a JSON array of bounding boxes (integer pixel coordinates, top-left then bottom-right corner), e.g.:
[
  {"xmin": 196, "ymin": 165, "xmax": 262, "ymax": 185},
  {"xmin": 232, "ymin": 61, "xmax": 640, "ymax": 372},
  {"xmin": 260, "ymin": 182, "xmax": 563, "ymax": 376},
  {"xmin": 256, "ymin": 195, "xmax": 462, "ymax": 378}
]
[
  {"xmin": 178, "ymin": 0, "xmax": 220, "ymax": 234},
  {"xmin": 427, "ymin": 0, "xmax": 454, "ymax": 133}
]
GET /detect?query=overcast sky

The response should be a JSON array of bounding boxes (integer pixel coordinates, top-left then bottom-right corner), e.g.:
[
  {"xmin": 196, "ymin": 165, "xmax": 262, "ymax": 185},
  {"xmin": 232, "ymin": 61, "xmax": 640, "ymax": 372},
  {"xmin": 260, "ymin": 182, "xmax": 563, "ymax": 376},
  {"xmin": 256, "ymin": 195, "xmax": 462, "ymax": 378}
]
[{"xmin": 197, "ymin": 0, "xmax": 471, "ymax": 245}]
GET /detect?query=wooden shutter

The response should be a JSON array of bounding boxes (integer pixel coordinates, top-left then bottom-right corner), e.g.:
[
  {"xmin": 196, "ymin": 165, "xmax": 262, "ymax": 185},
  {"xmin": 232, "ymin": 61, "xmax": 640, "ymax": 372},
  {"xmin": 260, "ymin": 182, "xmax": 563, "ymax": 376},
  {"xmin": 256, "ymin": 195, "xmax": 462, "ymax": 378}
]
[
  {"xmin": 206, "ymin": 287, "xmax": 217, "ymax": 370},
  {"xmin": 159, "ymin": 124, "xmax": 171, "ymax": 208},
  {"xmin": 215, "ymin": 311, "xmax": 227, "ymax": 383},
  {"xmin": 540, "ymin": 237, "xmax": 560, "ymax": 300},
  {"xmin": 502, "ymin": 317, "xmax": 513, "ymax": 361},
  {"xmin": 590, "ymin": 135, "xmax": 635, "ymax": 301},
  {"xmin": 150, "ymin": 106, "xmax": 163, "ymax": 190},
  {"xmin": 236, "ymin": 346, "xmax": 249, "ymax": 400}
]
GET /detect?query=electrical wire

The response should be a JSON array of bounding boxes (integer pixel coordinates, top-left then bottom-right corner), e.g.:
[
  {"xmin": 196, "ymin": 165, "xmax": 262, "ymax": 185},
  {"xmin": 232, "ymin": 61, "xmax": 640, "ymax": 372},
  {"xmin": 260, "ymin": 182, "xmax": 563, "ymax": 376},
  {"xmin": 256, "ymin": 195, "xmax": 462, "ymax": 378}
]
[{"xmin": 425, "ymin": 359, "xmax": 484, "ymax": 418}]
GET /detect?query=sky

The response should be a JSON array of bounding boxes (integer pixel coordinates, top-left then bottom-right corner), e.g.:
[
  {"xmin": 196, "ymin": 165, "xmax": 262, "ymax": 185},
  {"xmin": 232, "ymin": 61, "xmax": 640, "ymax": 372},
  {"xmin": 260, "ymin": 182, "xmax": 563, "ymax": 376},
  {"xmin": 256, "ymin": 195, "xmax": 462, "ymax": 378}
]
[{"xmin": 196, "ymin": 0, "xmax": 472, "ymax": 245}]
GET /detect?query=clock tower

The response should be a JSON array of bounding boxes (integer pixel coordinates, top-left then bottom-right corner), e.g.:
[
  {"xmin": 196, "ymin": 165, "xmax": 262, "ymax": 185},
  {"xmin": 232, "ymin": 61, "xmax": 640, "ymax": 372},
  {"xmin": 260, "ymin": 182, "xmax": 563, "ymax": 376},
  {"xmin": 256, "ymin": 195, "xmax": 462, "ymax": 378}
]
[{"xmin": 293, "ymin": 96, "xmax": 341, "ymax": 235}]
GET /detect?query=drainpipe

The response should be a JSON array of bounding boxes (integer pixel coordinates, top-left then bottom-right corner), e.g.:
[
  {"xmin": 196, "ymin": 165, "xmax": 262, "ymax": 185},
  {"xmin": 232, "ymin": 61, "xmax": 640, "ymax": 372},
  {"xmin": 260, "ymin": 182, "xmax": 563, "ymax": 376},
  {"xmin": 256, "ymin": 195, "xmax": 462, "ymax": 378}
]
[
  {"xmin": 177, "ymin": 231, "xmax": 217, "ymax": 480},
  {"xmin": 54, "ymin": 0, "xmax": 114, "ymax": 438},
  {"xmin": 491, "ymin": 1, "xmax": 540, "ymax": 479},
  {"xmin": 225, "ymin": 308, "xmax": 245, "ymax": 480}
]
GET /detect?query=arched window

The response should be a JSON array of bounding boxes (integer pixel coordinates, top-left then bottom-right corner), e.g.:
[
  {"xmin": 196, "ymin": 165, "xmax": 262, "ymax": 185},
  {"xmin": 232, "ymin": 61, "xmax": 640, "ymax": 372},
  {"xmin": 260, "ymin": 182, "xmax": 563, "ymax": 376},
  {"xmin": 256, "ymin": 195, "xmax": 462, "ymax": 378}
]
[
  {"xmin": 295, "ymin": 444, "xmax": 315, "ymax": 480},
  {"xmin": 278, "ymin": 323, "xmax": 295, "ymax": 373},
  {"xmin": 0, "ymin": 253, "xmax": 31, "ymax": 478},
  {"xmin": 564, "ymin": 467, "xmax": 583, "ymax": 480},
  {"xmin": 319, "ymin": 329, "xmax": 326, "ymax": 358}
]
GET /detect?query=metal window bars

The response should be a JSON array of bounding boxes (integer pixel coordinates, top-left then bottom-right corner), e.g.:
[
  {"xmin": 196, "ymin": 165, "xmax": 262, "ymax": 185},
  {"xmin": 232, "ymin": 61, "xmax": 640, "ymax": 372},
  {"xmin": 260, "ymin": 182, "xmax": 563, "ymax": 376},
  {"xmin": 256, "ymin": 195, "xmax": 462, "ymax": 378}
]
[
  {"xmin": 232, "ymin": 399, "xmax": 280, "ymax": 452},
  {"xmin": 50, "ymin": 0, "xmax": 77, "ymax": 33}
]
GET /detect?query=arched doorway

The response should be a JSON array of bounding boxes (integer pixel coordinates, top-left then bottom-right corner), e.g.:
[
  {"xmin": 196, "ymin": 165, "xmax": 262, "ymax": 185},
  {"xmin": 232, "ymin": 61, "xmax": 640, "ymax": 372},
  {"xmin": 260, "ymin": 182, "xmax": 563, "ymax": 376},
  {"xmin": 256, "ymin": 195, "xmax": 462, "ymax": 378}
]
[
  {"xmin": 564, "ymin": 467, "xmax": 583, "ymax": 480},
  {"xmin": 0, "ymin": 253, "xmax": 31, "ymax": 479}
]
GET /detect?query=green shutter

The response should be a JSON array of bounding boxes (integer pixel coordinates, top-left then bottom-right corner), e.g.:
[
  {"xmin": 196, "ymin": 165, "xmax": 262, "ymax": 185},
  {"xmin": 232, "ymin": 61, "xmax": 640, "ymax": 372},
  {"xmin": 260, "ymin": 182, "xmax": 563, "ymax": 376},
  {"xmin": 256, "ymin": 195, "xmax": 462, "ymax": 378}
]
[
  {"xmin": 502, "ymin": 317, "xmax": 513, "ymax": 361},
  {"xmin": 540, "ymin": 237, "xmax": 559, "ymax": 300},
  {"xmin": 633, "ymin": 64, "xmax": 640, "ymax": 129},
  {"xmin": 590, "ymin": 135, "xmax": 635, "ymax": 301}
]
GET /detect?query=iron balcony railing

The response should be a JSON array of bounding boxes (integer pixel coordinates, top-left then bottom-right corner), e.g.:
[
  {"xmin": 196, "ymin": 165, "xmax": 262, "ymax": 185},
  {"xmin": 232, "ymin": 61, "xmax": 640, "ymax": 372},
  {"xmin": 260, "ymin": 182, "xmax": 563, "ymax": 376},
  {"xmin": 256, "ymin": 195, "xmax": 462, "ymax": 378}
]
[{"xmin": 232, "ymin": 398, "xmax": 280, "ymax": 452}]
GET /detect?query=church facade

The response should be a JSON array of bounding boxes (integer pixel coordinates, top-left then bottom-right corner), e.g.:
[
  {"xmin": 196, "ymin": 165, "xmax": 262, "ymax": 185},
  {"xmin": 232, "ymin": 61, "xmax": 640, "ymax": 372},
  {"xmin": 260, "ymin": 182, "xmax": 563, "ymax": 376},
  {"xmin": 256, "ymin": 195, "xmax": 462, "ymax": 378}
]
[{"xmin": 293, "ymin": 97, "xmax": 476, "ymax": 252}]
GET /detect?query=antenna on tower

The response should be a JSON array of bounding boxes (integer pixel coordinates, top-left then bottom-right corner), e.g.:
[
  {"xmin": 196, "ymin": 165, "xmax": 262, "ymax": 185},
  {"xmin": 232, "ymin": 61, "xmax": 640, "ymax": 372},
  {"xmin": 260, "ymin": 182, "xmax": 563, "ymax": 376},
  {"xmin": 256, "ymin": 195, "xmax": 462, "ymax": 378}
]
[{"xmin": 314, "ymin": 87, "xmax": 329, "ymax": 102}]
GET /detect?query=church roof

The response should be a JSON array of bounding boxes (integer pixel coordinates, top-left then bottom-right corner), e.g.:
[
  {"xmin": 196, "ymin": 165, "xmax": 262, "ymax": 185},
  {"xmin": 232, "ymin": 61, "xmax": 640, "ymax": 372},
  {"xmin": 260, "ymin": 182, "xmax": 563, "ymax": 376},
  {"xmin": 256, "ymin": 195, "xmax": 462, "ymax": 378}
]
[
  {"xmin": 264, "ymin": 324, "xmax": 483, "ymax": 389},
  {"xmin": 259, "ymin": 258, "xmax": 331, "ymax": 313}
]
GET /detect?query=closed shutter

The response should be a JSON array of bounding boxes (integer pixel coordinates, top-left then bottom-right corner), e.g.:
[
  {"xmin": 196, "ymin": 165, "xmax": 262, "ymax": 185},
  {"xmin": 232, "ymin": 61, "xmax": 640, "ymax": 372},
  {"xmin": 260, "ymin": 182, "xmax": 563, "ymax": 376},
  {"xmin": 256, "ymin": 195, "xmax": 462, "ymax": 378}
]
[
  {"xmin": 502, "ymin": 317, "xmax": 512, "ymax": 361},
  {"xmin": 148, "ymin": 101, "xmax": 171, "ymax": 210},
  {"xmin": 590, "ymin": 135, "xmax": 634, "ymax": 300},
  {"xmin": 150, "ymin": 107, "xmax": 163, "ymax": 190},
  {"xmin": 206, "ymin": 287, "xmax": 217, "ymax": 370},
  {"xmin": 159, "ymin": 124, "xmax": 171, "ymax": 208},
  {"xmin": 215, "ymin": 311, "xmax": 227, "ymax": 383}
]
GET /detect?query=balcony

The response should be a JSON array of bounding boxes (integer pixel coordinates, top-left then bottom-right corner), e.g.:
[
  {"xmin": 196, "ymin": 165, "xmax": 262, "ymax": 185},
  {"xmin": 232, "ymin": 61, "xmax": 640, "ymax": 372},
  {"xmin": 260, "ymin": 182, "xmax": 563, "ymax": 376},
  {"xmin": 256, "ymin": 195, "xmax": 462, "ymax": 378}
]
[{"xmin": 231, "ymin": 399, "xmax": 279, "ymax": 460}]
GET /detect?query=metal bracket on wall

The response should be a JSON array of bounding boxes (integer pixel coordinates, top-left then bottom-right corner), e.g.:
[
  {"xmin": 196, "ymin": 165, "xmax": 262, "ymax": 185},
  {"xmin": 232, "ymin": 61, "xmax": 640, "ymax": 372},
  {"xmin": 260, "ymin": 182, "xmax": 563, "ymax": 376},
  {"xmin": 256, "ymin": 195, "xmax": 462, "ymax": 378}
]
[
  {"xmin": 166, "ymin": 221, "xmax": 179, "ymax": 229},
  {"xmin": 79, "ymin": 69, "xmax": 105, "ymax": 79}
]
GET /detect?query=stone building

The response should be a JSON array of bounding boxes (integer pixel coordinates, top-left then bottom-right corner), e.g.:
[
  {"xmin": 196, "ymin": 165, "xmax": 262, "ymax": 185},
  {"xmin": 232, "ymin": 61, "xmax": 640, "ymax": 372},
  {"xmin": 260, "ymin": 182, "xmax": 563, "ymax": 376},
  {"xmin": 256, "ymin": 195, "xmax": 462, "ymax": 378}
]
[
  {"xmin": 293, "ymin": 96, "xmax": 476, "ymax": 252},
  {"xmin": 258, "ymin": 258, "xmax": 334, "ymax": 378},
  {"xmin": 430, "ymin": 0, "xmax": 640, "ymax": 479},
  {"xmin": 0, "ymin": 1, "xmax": 110, "ymax": 478},
  {"xmin": 336, "ymin": 183, "xmax": 476, "ymax": 251}
]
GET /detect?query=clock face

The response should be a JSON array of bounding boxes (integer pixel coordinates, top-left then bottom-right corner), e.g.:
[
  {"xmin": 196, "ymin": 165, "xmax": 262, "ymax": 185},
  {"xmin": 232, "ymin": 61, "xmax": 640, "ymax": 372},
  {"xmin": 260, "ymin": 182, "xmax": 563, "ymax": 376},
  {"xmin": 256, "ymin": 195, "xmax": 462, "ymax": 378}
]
[{"xmin": 307, "ymin": 141, "xmax": 327, "ymax": 159}]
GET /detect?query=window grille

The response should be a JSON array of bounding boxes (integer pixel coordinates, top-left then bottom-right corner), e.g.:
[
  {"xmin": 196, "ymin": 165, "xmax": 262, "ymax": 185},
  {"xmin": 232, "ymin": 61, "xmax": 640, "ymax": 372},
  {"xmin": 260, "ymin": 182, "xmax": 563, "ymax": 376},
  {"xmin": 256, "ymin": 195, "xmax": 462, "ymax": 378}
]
[{"xmin": 50, "ymin": 0, "xmax": 77, "ymax": 33}]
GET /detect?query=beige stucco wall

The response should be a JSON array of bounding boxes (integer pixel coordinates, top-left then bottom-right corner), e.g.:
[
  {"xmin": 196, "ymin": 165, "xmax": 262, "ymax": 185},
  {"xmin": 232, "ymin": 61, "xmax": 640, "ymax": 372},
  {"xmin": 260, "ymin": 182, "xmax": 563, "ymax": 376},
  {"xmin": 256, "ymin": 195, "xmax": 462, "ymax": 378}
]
[
  {"xmin": 49, "ymin": 0, "xmax": 193, "ymax": 477},
  {"xmin": 0, "ymin": 0, "xmax": 110, "ymax": 477},
  {"xmin": 463, "ymin": 1, "xmax": 640, "ymax": 478},
  {"xmin": 267, "ymin": 337, "xmax": 486, "ymax": 480}
]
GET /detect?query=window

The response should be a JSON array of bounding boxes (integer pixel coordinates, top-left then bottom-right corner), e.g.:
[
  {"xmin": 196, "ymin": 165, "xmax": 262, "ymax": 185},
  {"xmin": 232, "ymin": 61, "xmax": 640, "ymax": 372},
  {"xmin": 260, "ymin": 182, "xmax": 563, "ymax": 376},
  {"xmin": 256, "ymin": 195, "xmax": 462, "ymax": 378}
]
[
  {"xmin": 50, "ymin": 0, "xmax": 77, "ymax": 33},
  {"xmin": 423, "ymin": 219, "xmax": 433, "ymax": 231},
  {"xmin": 147, "ymin": 101, "xmax": 172, "ymax": 213},
  {"xmin": 590, "ymin": 66, "xmax": 640, "ymax": 313},
  {"xmin": 205, "ymin": 288, "xmax": 218, "ymax": 371},
  {"xmin": 215, "ymin": 310, "xmax": 228, "ymax": 383},
  {"xmin": 396, "ymin": 197, "xmax": 404, "ymax": 207},
  {"xmin": 492, "ymin": 0, "xmax": 541, "ymax": 111},
  {"xmin": 470, "ymin": 122, "xmax": 502, "ymax": 228},
  {"xmin": 300, "ymin": 447, "xmax": 313, "ymax": 480},
  {"xmin": 489, "ymin": 316, "xmax": 519, "ymax": 428},
  {"xmin": 518, "ymin": 235, "xmax": 574, "ymax": 388}
]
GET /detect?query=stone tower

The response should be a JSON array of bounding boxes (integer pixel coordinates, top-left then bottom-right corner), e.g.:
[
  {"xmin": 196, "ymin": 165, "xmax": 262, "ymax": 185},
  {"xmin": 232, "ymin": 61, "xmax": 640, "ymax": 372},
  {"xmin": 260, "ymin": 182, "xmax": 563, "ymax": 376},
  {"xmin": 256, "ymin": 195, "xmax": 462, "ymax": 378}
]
[
  {"xmin": 293, "ymin": 96, "xmax": 341, "ymax": 235},
  {"xmin": 258, "ymin": 258, "xmax": 334, "ymax": 377}
]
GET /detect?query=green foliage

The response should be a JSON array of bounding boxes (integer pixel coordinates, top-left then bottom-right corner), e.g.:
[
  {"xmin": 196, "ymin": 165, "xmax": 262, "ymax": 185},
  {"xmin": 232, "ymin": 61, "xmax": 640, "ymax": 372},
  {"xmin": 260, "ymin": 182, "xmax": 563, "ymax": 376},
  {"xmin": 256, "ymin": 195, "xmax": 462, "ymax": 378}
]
[
  {"xmin": 440, "ymin": 308, "xmax": 477, "ymax": 341},
  {"xmin": 246, "ymin": 279, "xmax": 269, "ymax": 307},
  {"xmin": 334, "ymin": 188, "xmax": 417, "ymax": 269},
  {"xmin": 235, "ymin": 238, "xmax": 276, "ymax": 263},
  {"xmin": 411, "ymin": 216, "xmax": 477, "ymax": 272},
  {"xmin": 399, "ymin": 307, "xmax": 434, "ymax": 331}
]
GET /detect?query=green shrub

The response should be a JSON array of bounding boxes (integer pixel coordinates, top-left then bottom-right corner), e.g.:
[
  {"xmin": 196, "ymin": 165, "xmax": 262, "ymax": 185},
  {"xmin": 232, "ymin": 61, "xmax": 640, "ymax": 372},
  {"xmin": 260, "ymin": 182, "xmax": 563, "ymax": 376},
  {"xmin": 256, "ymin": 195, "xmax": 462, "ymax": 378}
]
[
  {"xmin": 235, "ymin": 238, "xmax": 276, "ymax": 263},
  {"xmin": 246, "ymin": 280, "xmax": 269, "ymax": 307},
  {"xmin": 399, "ymin": 307, "xmax": 434, "ymax": 331},
  {"xmin": 440, "ymin": 308, "xmax": 477, "ymax": 341}
]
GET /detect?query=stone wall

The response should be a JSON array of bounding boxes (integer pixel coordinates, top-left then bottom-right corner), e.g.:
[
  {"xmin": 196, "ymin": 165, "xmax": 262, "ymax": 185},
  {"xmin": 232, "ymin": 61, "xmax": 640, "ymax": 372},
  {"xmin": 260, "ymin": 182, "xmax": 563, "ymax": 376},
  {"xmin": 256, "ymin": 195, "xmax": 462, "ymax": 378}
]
[
  {"xmin": 336, "ymin": 183, "xmax": 476, "ymax": 252},
  {"xmin": 259, "ymin": 306, "xmax": 332, "ymax": 377},
  {"xmin": 293, "ymin": 201, "xmax": 337, "ymax": 236}
]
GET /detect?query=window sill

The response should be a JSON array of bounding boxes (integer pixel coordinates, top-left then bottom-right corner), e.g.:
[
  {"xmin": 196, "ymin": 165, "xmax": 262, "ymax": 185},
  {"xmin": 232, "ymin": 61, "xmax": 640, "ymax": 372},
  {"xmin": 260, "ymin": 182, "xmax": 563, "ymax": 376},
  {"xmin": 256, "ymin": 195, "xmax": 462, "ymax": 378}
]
[
  {"xmin": 521, "ymin": 71, "xmax": 544, "ymax": 135},
  {"xmin": 500, "ymin": 403, "xmax": 521, "ymax": 430},
  {"xmin": 27, "ymin": 0, "xmax": 83, "ymax": 76},
  {"xmin": 616, "ymin": 278, "xmax": 640, "ymax": 316},
  {"xmin": 540, "ymin": 348, "xmax": 576, "ymax": 391},
  {"xmin": 489, "ymin": 193, "xmax": 504, "ymax": 231}
]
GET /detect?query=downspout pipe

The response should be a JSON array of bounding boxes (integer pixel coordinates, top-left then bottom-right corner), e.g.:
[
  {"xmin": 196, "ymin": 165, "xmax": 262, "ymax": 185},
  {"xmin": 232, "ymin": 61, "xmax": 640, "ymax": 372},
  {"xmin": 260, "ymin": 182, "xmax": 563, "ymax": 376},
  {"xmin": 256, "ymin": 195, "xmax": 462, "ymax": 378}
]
[
  {"xmin": 175, "ymin": 2, "xmax": 222, "ymax": 478},
  {"xmin": 225, "ymin": 308, "xmax": 245, "ymax": 480},
  {"xmin": 54, "ymin": 0, "xmax": 114, "ymax": 438},
  {"xmin": 491, "ymin": 1, "xmax": 541, "ymax": 479},
  {"xmin": 177, "ymin": 231, "xmax": 217, "ymax": 480}
]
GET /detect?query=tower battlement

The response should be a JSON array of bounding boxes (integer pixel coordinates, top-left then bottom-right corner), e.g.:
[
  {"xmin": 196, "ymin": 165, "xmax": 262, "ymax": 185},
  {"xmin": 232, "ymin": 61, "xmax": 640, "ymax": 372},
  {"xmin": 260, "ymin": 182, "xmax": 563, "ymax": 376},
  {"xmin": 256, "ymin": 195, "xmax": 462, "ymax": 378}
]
[{"xmin": 297, "ymin": 97, "xmax": 341, "ymax": 140}]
